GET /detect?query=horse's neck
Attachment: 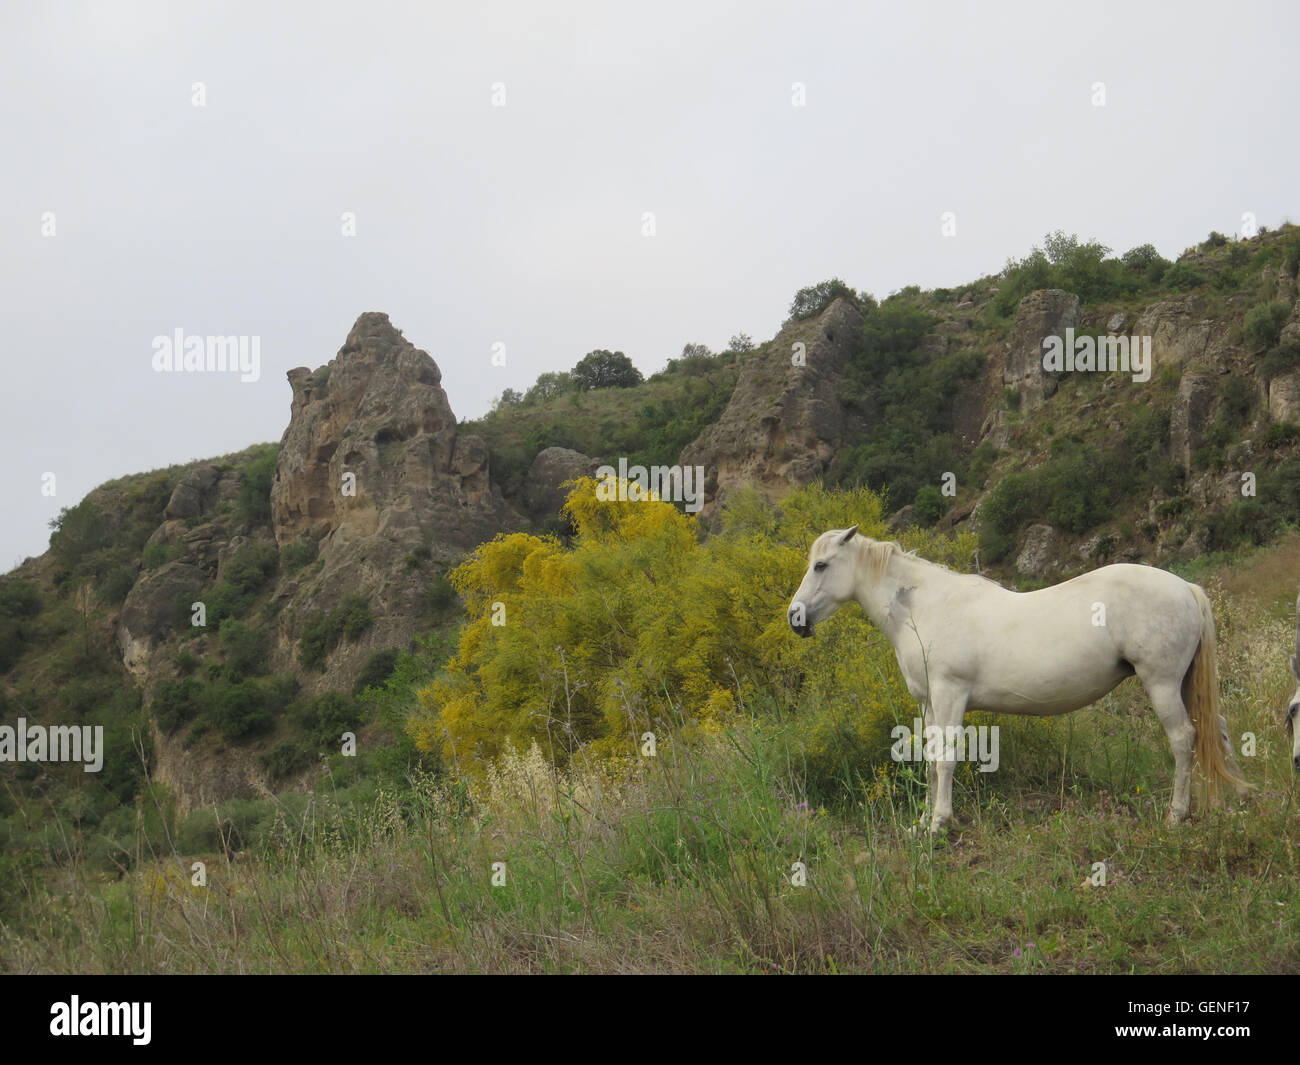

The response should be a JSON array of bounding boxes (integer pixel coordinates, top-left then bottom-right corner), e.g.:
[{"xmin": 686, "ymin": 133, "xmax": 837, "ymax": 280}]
[{"xmin": 855, "ymin": 549, "xmax": 943, "ymax": 635}]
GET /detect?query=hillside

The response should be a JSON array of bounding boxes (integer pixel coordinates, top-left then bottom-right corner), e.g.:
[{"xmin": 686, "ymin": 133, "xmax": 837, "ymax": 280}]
[{"xmin": 3, "ymin": 221, "xmax": 1300, "ymax": 910}]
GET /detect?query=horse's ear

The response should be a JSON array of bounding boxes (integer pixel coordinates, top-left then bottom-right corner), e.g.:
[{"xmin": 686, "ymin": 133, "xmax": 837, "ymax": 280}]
[{"xmin": 839, "ymin": 525, "xmax": 859, "ymax": 544}]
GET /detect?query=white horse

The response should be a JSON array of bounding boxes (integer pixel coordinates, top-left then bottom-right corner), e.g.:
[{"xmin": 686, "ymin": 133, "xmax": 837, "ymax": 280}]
[{"xmin": 788, "ymin": 526, "xmax": 1244, "ymax": 832}]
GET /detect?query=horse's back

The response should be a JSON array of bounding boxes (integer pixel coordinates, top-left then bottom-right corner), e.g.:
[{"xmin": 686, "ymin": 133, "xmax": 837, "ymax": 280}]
[{"xmin": 945, "ymin": 563, "xmax": 1202, "ymax": 714}]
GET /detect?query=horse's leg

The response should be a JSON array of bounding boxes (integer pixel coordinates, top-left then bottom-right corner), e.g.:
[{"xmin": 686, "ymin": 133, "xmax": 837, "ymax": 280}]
[
  {"xmin": 926, "ymin": 686, "xmax": 968, "ymax": 834},
  {"xmin": 1141, "ymin": 679, "xmax": 1196, "ymax": 823},
  {"xmin": 922, "ymin": 700, "xmax": 938, "ymax": 809}
]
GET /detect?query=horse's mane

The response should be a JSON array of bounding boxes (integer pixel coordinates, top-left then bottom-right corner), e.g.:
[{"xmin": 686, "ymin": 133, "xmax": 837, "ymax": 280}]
[{"xmin": 857, "ymin": 535, "xmax": 1000, "ymax": 586}]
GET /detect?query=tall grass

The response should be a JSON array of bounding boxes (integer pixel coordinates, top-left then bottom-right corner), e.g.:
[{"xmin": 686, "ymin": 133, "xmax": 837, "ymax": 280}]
[{"xmin": 3, "ymin": 572, "xmax": 1300, "ymax": 973}]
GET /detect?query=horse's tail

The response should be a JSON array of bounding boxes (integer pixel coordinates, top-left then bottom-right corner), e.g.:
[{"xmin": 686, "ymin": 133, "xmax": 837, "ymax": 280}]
[{"xmin": 1184, "ymin": 583, "xmax": 1246, "ymax": 796}]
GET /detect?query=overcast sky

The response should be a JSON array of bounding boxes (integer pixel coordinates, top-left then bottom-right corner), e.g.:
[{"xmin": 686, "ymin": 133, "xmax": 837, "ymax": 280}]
[{"xmin": 3, "ymin": 0, "xmax": 1297, "ymax": 571}]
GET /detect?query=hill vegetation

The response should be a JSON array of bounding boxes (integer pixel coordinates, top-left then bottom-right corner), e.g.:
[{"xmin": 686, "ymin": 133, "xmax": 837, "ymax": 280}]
[{"xmin": 4, "ymin": 219, "xmax": 1300, "ymax": 972}]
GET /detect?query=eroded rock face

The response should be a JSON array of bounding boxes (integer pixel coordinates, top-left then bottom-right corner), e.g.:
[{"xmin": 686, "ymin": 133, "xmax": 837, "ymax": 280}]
[
  {"xmin": 1015, "ymin": 523, "xmax": 1057, "ymax": 579},
  {"xmin": 1269, "ymin": 371, "xmax": 1300, "ymax": 424},
  {"xmin": 1134, "ymin": 297, "xmax": 1234, "ymax": 372},
  {"xmin": 679, "ymin": 297, "xmax": 867, "ymax": 521},
  {"xmin": 117, "ymin": 561, "xmax": 204, "ymax": 679},
  {"xmin": 1002, "ymin": 289, "xmax": 1080, "ymax": 411},
  {"xmin": 268, "ymin": 312, "xmax": 522, "ymax": 691},
  {"xmin": 271, "ymin": 313, "xmax": 513, "ymax": 550},
  {"xmin": 1171, "ymin": 373, "xmax": 1217, "ymax": 471}
]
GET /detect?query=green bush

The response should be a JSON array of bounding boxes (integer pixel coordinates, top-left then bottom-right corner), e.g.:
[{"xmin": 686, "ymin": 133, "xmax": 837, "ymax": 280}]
[
  {"xmin": 222, "ymin": 541, "xmax": 279, "ymax": 594},
  {"xmin": 832, "ymin": 307, "xmax": 982, "ymax": 511},
  {"xmin": 1162, "ymin": 262, "xmax": 1208, "ymax": 292},
  {"xmin": 100, "ymin": 565, "xmax": 136, "ymax": 604},
  {"xmin": 236, "ymin": 446, "xmax": 277, "ymax": 527},
  {"xmin": 337, "ymin": 596, "xmax": 372, "ymax": 640},
  {"xmin": 1122, "ymin": 243, "xmax": 1171, "ymax": 284},
  {"xmin": 175, "ymin": 808, "xmax": 226, "ymax": 854},
  {"xmin": 141, "ymin": 544, "xmax": 181, "ymax": 570},
  {"xmin": 209, "ymin": 681, "xmax": 275, "ymax": 741},
  {"xmin": 204, "ymin": 541, "xmax": 280, "ymax": 630},
  {"xmin": 1264, "ymin": 422, "xmax": 1300, "ymax": 449},
  {"xmin": 294, "ymin": 692, "xmax": 359, "ymax": 748},
  {"xmin": 1260, "ymin": 343, "xmax": 1300, "ymax": 381},
  {"xmin": 788, "ymin": 278, "xmax": 855, "ymax": 322},
  {"xmin": 219, "ymin": 620, "xmax": 270, "ymax": 680},
  {"xmin": 0, "ymin": 578, "xmax": 44, "ymax": 672},
  {"xmin": 569, "ymin": 350, "xmax": 643, "ymax": 391},
  {"xmin": 423, "ymin": 572, "xmax": 459, "ymax": 617},
  {"xmin": 353, "ymin": 649, "xmax": 399, "ymax": 695},
  {"xmin": 1244, "ymin": 300, "xmax": 1291, "ymax": 351},
  {"xmin": 912, "ymin": 484, "xmax": 946, "ymax": 526},
  {"xmin": 0, "ymin": 579, "xmax": 43, "ymax": 620},
  {"xmin": 281, "ymin": 540, "xmax": 318, "ymax": 574},
  {"xmin": 260, "ymin": 740, "xmax": 313, "ymax": 780},
  {"xmin": 1284, "ymin": 237, "xmax": 1300, "ymax": 278},
  {"xmin": 298, "ymin": 595, "xmax": 373, "ymax": 671},
  {"xmin": 978, "ymin": 408, "xmax": 1178, "ymax": 560},
  {"xmin": 153, "ymin": 678, "xmax": 205, "ymax": 734}
]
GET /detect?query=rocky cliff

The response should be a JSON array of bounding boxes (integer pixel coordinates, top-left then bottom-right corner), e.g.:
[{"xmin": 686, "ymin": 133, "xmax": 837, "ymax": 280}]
[
  {"xmin": 680, "ymin": 297, "xmax": 868, "ymax": 522},
  {"xmin": 267, "ymin": 312, "xmax": 521, "ymax": 693}
]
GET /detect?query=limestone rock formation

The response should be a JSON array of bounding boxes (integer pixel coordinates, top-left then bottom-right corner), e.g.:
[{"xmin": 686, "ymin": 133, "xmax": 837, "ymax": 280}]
[
  {"xmin": 679, "ymin": 297, "xmax": 867, "ymax": 521},
  {"xmin": 1269, "ymin": 370, "xmax": 1300, "ymax": 424},
  {"xmin": 269, "ymin": 312, "xmax": 523, "ymax": 691},
  {"xmin": 1171, "ymin": 373, "xmax": 1217, "ymax": 471},
  {"xmin": 117, "ymin": 561, "xmax": 204, "ymax": 679},
  {"xmin": 1015, "ymin": 523, "xmax": 1058, "ymax": 579},
  {"xmin": 1002, "ymin": 289, "xmax": 1079, "ymax": 411},
  {"xmin": 1133, "ymin": 297, "xmax": 1233, "ymax": 372}
]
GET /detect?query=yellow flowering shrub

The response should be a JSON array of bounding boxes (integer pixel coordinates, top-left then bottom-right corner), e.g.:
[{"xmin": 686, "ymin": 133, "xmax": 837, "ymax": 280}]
[{"xmin": 409, "ymin": 478, "xmax": 978, "ymax": 785}]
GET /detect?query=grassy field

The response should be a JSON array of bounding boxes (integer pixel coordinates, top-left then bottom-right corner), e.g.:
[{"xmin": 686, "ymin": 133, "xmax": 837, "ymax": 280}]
[{"xmin": 3, "ymin": 540, "xmax": 1299, "ymax": 974}]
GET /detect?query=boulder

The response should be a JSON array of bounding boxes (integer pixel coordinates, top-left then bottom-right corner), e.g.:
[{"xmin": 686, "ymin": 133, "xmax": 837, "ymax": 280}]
[
  {"xmin": 1015, "ymin": 523, "xmax": 1057, "ymax": 578},
  {"xmin": 163, "ymin": 464, "xmax": 222, "ymax": 520},
  {"xmin": 524, "ymin": 447, "xmax": 601, "ymax": 517}
]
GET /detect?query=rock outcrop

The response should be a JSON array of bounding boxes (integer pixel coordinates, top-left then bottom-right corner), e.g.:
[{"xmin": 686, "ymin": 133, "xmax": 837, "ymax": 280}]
[
  {"xmin": 117, "ymin": 562, "xmax": 205, "ymax": 679},
  {"xmin": 269, "ymin": 312, "xmax": 522, "ymax": 691},
  {"xmin": 524, "ymin": 447, "xmax": 601, "ymax": 518},
  {"xmin": 1171, "ymin": 373, "xmax": 1217, "ymax": 471},
  {"xmin": 1133, "ymin": 297, "xmax": 1225, "ymax": 372},
  {"xmin": 1002, "ymin": 289, "xmax": 1079, "ymax": 410},
  {"xmin": 679, "ymin": 297, "xmax": 867, "ymax": 521}
]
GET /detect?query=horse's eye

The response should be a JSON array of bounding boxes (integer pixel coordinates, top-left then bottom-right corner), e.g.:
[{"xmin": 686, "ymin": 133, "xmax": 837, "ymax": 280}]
[{"xmin": 814, "ymin": 561, "xmax": 828, "ymax": 572}]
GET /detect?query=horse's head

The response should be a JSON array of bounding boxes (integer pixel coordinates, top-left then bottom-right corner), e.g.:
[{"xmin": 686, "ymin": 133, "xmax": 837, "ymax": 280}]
[
  {"xmin": 1286, "ymin": 590, "xmax": 1300, "ymax": 771},
  {"xmin": 788, "ymin": 525, "xmax": 861, "ymax": 638}
]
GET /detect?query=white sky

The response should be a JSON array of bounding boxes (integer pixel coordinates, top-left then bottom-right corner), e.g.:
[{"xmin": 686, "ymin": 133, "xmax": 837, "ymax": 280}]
[{"xmin": 3, "ymin": 0, "xmax": 1298, "ymax": 570}]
